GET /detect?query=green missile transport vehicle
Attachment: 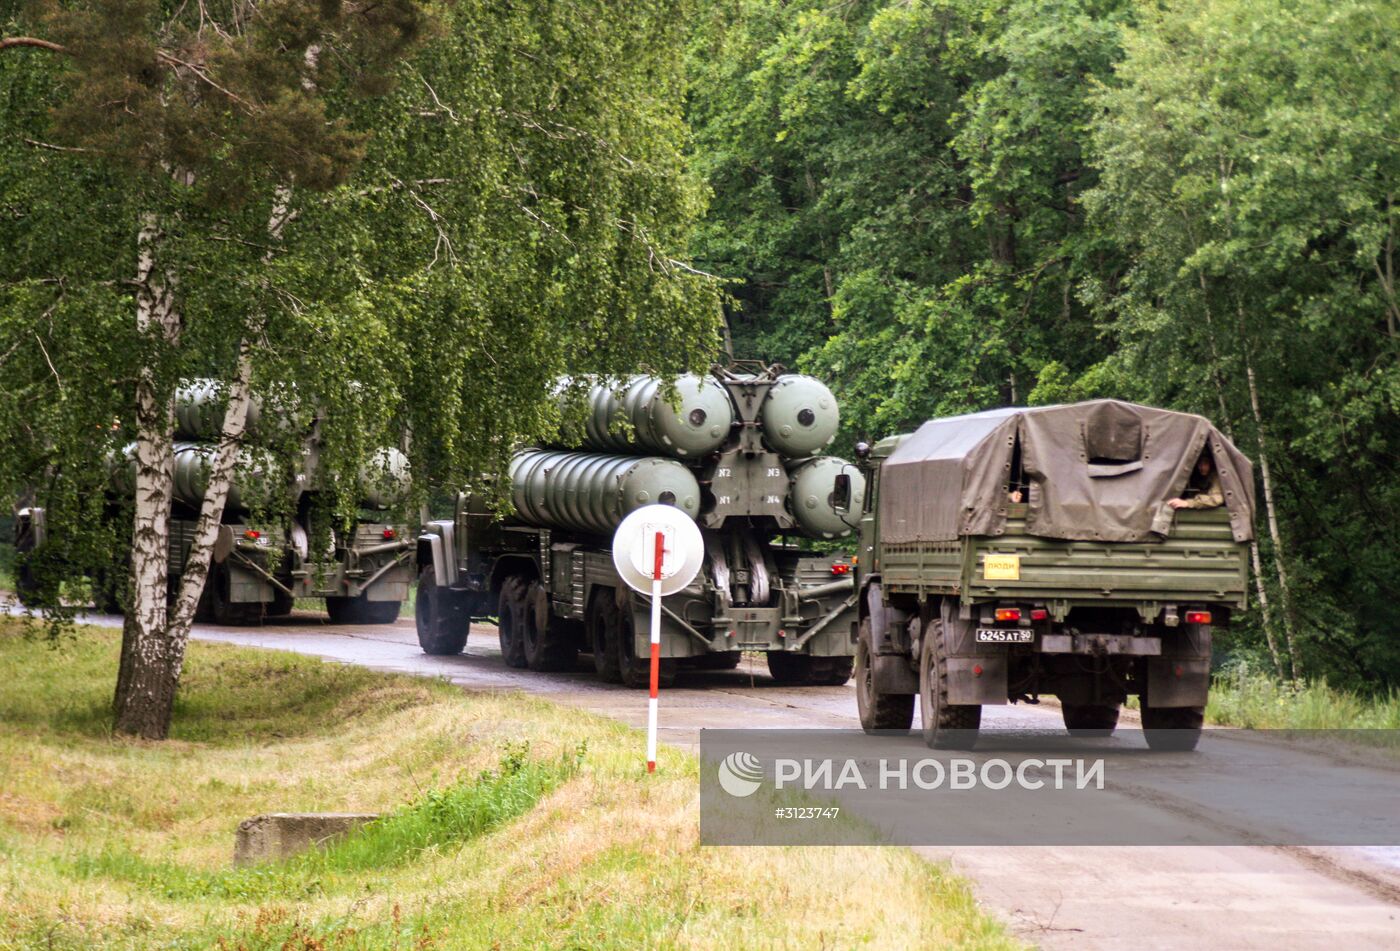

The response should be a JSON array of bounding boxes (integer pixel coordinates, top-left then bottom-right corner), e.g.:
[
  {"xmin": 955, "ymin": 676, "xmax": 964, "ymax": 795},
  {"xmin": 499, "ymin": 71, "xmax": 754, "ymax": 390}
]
[
  {"xmin": 414, "ymin": 364, "xmax": 864, "ymax": 687},
  {"xmin": 13, "ymin": 381, "xmax": 413, "ymax": 625},
  {"xmin": 844, "ymin": 400, "xmax": 1255, "ymax": 751}
]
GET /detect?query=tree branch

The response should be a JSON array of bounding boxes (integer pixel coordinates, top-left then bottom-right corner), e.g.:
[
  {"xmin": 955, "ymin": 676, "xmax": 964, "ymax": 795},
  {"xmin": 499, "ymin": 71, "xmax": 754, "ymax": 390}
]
[{"xmin": 0, "ymin": 36, "xmax": 68, "ymax": 54}]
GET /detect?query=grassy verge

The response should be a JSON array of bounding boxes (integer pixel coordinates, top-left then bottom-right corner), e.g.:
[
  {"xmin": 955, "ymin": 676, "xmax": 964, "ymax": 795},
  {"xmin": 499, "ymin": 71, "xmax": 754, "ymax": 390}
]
[
  {"xmin": 0, "ymin": 621, "xmax": 1017, "ymax": 950},
  {"xmin": 1205, "ymin": 668, "xmax": 1400, "ymax": 729}
]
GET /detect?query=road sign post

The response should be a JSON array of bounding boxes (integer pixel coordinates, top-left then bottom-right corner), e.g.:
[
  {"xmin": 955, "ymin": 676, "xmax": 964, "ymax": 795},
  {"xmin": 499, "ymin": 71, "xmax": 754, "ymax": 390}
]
[{"xmin": 612, "ymin": 506, "xmax": 704, "ymax": 774}]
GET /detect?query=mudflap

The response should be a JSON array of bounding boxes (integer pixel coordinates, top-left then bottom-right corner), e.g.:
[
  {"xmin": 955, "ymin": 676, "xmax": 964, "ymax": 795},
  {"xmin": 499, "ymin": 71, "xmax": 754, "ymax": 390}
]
[
  {"xmin": 1146, "ymin": 625, "xmax": 1212, "ymax": 707},
  {"xmin": 947, "ymin": 655, "xmax": 1009, "ymax": 705}
]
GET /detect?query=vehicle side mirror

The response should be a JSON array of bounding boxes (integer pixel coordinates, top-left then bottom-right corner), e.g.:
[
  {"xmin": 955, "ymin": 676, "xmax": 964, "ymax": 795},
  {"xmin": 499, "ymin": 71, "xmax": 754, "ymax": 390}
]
[{"xmin": 832, "ymin": 473, "xmax": 852, "ymax": 513}]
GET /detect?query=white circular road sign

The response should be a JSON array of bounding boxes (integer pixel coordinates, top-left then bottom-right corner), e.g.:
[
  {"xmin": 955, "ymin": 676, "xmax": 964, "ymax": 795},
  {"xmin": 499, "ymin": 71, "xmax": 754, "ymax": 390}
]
[{"xmin": 612, "ymin": 504, "xmax": 704, "ymax": 596}]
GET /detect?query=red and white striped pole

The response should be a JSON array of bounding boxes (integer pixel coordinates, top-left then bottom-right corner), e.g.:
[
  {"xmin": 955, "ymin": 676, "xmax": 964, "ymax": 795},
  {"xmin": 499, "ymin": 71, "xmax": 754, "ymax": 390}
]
[{"xmin": 647, "ymin": 530, "xmax": 664, "ymax": 773}]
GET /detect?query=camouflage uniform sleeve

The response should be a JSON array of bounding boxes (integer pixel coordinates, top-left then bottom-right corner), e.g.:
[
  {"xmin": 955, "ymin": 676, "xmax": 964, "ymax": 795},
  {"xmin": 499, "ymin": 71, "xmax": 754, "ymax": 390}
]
[{"xmin": 1181, "ymin": 471, "xmax": 1224, "ymax": 509}]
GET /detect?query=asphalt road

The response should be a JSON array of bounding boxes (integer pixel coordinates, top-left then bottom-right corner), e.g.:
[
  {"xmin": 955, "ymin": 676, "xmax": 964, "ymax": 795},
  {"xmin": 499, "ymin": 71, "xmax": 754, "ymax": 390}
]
[{"xmin": 26, "ymin": 606, "xmax": 1400, "ymax": 949}]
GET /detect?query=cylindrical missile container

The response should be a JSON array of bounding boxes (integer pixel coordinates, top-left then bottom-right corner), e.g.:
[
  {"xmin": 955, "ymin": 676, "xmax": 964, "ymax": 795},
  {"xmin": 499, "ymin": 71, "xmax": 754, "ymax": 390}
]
[
  {"xmin": 760, "ymin": 374, "xmax": 839, "ymax": 457},
  {"xmin": 579, "ymin": 374, "xmax": 734, "ymax": 458},
  {"xmin": 510, "ymin": 449, "xmax": 701, "ymax": 535},
  {"xmin": 787, "ymin": 456, "xmax": 865, "ymax": 539},
  {"xmin": 174, "ymin": 379, "xmax": 264, "ymax": 442},
  {"xmin": 359, "ymin": 447, "xmax": 411, "ymax": 510},
  {"xmin": 112, "ymin": 442, "xmax": 261, "ymax": 511}
]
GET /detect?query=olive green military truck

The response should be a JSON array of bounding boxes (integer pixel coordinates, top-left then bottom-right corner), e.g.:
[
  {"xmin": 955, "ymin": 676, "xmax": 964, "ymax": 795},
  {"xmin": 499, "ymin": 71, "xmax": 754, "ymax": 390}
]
[
  {"xmin": 843, "ymin": 400, "xmax": 1254, "ymax": 751},
  {"xmin": 414, "ymin": 364, "xmax": 864, "ymax": 687},
  {"xmin": 13, "ymin": 381, "xmax": 413, "ymax": 625}
]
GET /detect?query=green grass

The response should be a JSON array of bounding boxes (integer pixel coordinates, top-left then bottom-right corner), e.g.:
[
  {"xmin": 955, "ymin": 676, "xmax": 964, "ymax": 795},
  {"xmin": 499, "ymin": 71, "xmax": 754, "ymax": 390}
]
[
  {"xmin": 1206, "ymin": 667, "xmax": 1400, "ymax": 730},
  {"xmin": 0, "ymin": 621, "xmax": 1019, "ymax": 950}
]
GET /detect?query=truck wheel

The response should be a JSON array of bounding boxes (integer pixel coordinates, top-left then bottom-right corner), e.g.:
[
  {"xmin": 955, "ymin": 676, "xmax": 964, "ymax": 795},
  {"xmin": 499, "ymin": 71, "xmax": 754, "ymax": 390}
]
[
  {"xmin": 1141, "ymin": 705, "xmax": 1204, "ymax": 751},
  {"xmin": 326, "ymin": 594, "xmax": 398, "ymax": 625},
  {"xmin": 325, "ymin": 595, "xmax": 357, "ymax": 624},
  {"xmin": 361, "ymin": 599, "xmax": 403, "ymax": 624},
  {"xmin": 689, "ymin": 651, "xmax": 743, "ymax": 671},
  {"xmin": 266, "ymin": 587, "xmax": 294, "ymax": 619},
  {"xmin": 616, "ymin": 594, "xmax": 676, "ymax": 689},
  {"xmin": 496, "ymin": 576, "xmax": 531, "ymax": 669},
  {"xmin": 1061, "ymin": 702, "xmax": 1120, "ymax": 737},
  {"xmin": 522, "ymin": 581, "xmax": 577, "ymax": 672},
  {"xmin": 14, "ymin": 563, "xmax": 41, "ymax": 608},
  {"xmin": 416, "ymin": 565, "xmax": 468, "ymax": 656},
  {"xmin": 587, "ymin": 589, "xmax": 623, "ymax": 683},
  {"xmin": 206, "ymin": 563, "xmax": 259, "ymax": 625},
  {"xmin": 856, "ymin": 619, "xmax": 915, "ymax": 732},
  {"xmin": 91, "ymin": 565, "xmax": 124, "ymax": 615},
  {"xmin": 919, "ymin": 616, "xmax": 981, "ymax": 750},
  {"xmin": 765, "ymin": 651, "xmax": 810, "ymax": 684}
]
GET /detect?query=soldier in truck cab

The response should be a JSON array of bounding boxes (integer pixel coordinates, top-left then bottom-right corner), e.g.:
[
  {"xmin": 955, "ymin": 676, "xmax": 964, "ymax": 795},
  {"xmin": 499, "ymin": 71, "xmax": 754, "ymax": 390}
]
[{"xmin": 1167, "ymin": 452, "xmax": 1223, "ymax": 510}]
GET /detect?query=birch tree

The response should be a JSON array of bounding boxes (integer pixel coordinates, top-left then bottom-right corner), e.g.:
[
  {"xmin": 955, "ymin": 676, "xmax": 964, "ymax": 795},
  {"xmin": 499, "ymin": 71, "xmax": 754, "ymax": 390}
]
[{"xmin": 1, "ymin": 0, "xmax": 722, "ymax": 738}]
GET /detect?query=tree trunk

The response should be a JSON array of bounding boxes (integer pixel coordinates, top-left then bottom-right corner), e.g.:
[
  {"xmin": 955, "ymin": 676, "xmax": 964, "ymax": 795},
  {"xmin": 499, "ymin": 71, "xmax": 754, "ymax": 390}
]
[
  {"xmin": 112, "ymin": 189, "xmax": 293, "ymax": 734},
  {"xmin": 1243, "ymin": 349, "xmax": 1301, "ymax": 679},
  {"xmin": 113, "ymin": 213, "xmax": 182, "ymax": 739},
  {"xmin": 1197, "ymin": 272, "xmax": 1283, "ymax": 677}
]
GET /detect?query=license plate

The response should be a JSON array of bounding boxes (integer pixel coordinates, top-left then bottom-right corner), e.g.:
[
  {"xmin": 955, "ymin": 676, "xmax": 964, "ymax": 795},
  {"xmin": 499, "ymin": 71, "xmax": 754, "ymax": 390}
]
[{"xmin": 976, "ymin": 628, "xmax": 1034, "ymax": 644}]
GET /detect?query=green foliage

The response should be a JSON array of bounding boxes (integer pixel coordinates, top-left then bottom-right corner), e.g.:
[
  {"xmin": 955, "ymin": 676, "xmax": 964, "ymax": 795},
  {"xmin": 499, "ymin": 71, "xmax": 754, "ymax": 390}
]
[
  {"xmin": 688, "ymin": 0, "xmax": 1128, "ymax": 445},
  {"xmin": 0, "ymin": 1, "xmax": 723, "ymax": 608},
  {"xmin": 689, "ymin": 0, "xmax": 1400, "ymax": 685},
  {"xmin": 1084, "ymin": 0, "xmax": 1400, "ymax": 684}
]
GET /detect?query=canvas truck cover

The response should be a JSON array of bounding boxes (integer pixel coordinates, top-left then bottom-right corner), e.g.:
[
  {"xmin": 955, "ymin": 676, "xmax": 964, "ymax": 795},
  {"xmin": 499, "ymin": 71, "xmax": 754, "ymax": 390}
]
[{"xmin": 878, "ymin": 400, "xmax": 1255, "ymax": 544}]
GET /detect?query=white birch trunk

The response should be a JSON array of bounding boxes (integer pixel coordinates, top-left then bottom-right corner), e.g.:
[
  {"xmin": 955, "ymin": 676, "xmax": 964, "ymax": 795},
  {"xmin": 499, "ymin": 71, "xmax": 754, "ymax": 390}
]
[
  {"xmin": 1244, "ymin": 353, "xmax": 1301, "ymax": 679},
  {"xmin": 1197, "ymin": 272, "xmax": 1284, "ymax": 677},
  {"xmin": 113, "ymin": 213, "xmax": 182, "ymax": 738}
]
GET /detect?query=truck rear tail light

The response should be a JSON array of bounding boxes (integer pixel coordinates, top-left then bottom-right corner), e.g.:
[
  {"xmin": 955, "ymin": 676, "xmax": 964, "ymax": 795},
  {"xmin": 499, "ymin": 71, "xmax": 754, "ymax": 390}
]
[
  {"xmin": 382, "ymin": 528, "xmax": 397, "ymax": 540},
  {"xmin": 830, "ymin": 563, "xmax": 850, "ymax": 575},
  {"xmin": 243, "ymin": 529, "xmax": 260, "ymax": 540},
  {"xmin": 1185, "ymin": 610, "xmax": 1212, "ymax": 625},
  {"xmin": 1030, "ymin": 608, "xmax": 1048, "ymax": 621},
  {"xmin": 995, "ymin": 608, "xmax": 1021, "ymax": 622}
]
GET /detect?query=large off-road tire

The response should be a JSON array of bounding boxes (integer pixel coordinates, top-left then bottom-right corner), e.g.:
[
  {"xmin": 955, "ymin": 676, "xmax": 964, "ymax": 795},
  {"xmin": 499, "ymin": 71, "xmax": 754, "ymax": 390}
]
[
  {"xmin": 587, "ymin": 588, "xmax": 623, "ymax": 683},
  {"xmin": 266, "ymin": 587, "xmax": 294, "ymax": 619},
  {"xmin": 203, "ymin": 563, "xmax": 261, "ymax": 625},
  {"xmin": 689, "ymin": 651, "xmax": 743, "ymax": 671},
  {"xmin": 327, "ymin": 593, "xmax": 401, "ymax": 625},
  {"xmin": 616, "ymin": 593, "xmax": 676, "ymax": 689},
  {"xmin": 416, "ymin": 565, "xmax": 468, "ymax": 656},
  {"xmin": 856, "ymin": 619, "xmax": 915, "ymax": 732},
  {"xmin": 1061, "ymin": 702, "xmax": 1120, "ymax": 737},
  {"xmin": 496, "ymin": 575, "xmax": 531, "ymax": 669},
  {"xmin": 1141, "ymin": 704, "xmax": 1205, "ymax": 752},
  {"xmin": 14, "ymin": 563, "xmax": 42, "ymax": 608},
  {"xmin": 90, "ymin": 565, "xmax": 124, "ymax": 615},
  {"xmin": 919, "ymin": 615, "xmax": 981, "ymax": 750},
  {"xmin": 767, "ymin": 651, "xmax": 854, "ymax": 686},
  {"xmin": 521, "ymin": 581, "xmax": 578, "ymax": 672}
]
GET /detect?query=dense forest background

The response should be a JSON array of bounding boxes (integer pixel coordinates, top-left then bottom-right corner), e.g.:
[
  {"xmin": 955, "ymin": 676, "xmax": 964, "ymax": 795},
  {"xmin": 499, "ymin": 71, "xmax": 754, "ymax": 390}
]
[{"xmin": 685, "ymin": 0, "xmax": 1400, "ymax": 688}]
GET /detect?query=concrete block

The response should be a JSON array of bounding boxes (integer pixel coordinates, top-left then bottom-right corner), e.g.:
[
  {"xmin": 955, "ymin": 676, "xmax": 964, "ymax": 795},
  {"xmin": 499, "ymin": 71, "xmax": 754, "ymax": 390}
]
[{"xmin": 234, "ymin": 812, "xmax": 378, "ymax": 866}]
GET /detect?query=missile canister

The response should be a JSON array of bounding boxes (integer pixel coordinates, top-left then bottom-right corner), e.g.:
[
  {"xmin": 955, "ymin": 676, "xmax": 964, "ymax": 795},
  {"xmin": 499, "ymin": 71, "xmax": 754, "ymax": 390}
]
[
  {"xmin": 359, "ymin": 447, "xmax": 410, "ymax": 509},
  {"xmin": 510, "ymin": 449, "xmax": 701, "ymax": 535},
  {"xmin": 113, "ymin": 442, "xmax": 259, "ymax": 511},
  {"xmin": 787, "ymin": 456, "xmax": 865, "ymax": 539},
  {"xmin": 760, "ymin": 374, "xmax": 839, "ymax": 457},
  {"xmin": 580, "ymin": 374, "xmax": 734, "ymax": 458},
  {"xmin": 174, "ymin": 379, "xmax": 264, "ymax": 441}
]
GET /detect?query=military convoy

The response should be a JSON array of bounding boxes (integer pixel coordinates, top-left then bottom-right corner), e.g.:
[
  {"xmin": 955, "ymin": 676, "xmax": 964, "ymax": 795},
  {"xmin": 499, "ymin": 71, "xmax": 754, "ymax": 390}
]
[
  {"xmin": 13, "ymin": 359, "xmax": 1258, "ymax": 746},
  {"xmin": 844, "ymin": 400, "xmax": 1254, "ymax": 750},
  {"xmin": 13, "ymin": 381, "xmax": 414, "ymax": 624},
  {"xmin": 414, "ymin": 364, "xmax": 865, "ymax": 687}
]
